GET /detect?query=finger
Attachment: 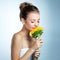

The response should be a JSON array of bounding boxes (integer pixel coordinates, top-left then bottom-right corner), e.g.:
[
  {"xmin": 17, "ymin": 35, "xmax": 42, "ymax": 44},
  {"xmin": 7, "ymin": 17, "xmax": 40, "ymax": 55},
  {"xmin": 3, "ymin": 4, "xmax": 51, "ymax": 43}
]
[
  {"xmin": 35, "ymin": 55, "xmax": 39, "ymax": 57},
  {"xmin": 35, "ymin": 48, "xmax": 40, "ymax": 50},
  {"xmin": 35, "ymin": 53, "xmax": 40, "ymax": 57},
  {"xmin": 35, "ymin": 50, "xmax": 40, "ymax": 55},
  {"xmin": 40, "ymin": 43, "xmax": 43, "ymax": 47},
  {"xmin": 35, "ymin": 51, "xmax": 40, "ymax": 54},
  {"xmin": 39, "ymin": 39, "xmax": 43, "ymax": 43}
]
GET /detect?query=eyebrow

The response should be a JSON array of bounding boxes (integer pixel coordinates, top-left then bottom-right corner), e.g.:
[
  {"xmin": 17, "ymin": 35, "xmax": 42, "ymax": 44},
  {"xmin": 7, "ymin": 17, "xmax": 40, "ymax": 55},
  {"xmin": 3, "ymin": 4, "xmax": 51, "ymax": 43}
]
[{"xmin": 31, "ymin": 19, "xmax": 40, "ymax": 21}]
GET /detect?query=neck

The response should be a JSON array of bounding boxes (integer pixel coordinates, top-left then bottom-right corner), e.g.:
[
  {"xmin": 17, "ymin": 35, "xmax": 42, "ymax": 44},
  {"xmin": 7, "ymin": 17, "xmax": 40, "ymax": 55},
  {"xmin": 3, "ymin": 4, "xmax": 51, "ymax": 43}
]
[
  {"xmin": 21, "ymin": 26, "xmax": 30, "ymax": 36},
  {"xmin": 21, "ymin": 26, "xmax": 32, "ymax": 42}
]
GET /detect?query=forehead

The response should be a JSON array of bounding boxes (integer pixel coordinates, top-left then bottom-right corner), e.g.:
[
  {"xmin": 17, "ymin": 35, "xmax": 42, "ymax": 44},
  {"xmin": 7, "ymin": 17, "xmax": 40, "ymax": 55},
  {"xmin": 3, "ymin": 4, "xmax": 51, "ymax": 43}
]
[{"xmin": 26, "ymin": 11, "xmax": 40, "ymax": 20}]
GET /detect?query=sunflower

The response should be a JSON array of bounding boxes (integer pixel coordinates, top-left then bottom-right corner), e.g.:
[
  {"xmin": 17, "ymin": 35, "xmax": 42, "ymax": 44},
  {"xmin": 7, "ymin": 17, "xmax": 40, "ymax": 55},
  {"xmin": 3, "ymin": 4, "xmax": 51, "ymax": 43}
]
[{"xmin": 30, "ymin": 27, "xmax": 43, "ymax": 38}]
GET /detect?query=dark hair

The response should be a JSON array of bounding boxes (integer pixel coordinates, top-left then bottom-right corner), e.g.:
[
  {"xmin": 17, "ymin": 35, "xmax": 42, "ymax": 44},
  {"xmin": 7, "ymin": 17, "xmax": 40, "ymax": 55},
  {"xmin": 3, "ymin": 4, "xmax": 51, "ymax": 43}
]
[{"xmin": 19, "ymin": 2, "xmax": 39, "ymax": 20}]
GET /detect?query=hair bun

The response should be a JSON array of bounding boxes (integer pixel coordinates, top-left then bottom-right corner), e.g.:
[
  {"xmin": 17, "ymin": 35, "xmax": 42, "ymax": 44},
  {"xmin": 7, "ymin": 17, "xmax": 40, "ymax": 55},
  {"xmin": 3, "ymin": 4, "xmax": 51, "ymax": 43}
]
[{"xmin": 19, "ymin": 2, "xmax": 32, "ymax": 11}]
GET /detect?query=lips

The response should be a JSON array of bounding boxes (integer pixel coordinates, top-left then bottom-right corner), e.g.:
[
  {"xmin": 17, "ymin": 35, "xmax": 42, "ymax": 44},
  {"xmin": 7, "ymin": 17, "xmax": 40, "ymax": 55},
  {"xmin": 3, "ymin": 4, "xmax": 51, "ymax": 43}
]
[{"xmin": 32, "ymin": 27, "xmax": 37, "ymax": 29}]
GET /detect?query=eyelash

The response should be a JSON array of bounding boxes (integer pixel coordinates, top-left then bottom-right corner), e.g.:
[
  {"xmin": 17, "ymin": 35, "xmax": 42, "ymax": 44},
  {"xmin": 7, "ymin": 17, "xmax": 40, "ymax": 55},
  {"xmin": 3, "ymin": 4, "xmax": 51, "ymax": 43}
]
[
  {"xmin": 31, "ymin": 21, "xmax": 39, "ymax": 23},
  {"xmin": 38, "ymin": 21, "xmax": 39, "ymax": 23},
  {"xmin": 31, "ymin": 21, "xmax": 34, "ymax": 23}
]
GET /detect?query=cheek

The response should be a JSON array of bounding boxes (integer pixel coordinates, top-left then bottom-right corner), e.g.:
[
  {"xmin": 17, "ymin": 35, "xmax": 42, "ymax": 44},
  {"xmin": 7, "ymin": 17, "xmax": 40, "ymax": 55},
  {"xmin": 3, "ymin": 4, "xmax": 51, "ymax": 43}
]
[
  {"xmin": 26, "ymin": 23, "xmax": 33, "ymax": 28},
  {"xmin": 25, "ymin": 22, "xmax": 34, "ymax": 30},
  {"xmin": 28, "ymin": 23, "xmax": 33, "ymax": 27}
]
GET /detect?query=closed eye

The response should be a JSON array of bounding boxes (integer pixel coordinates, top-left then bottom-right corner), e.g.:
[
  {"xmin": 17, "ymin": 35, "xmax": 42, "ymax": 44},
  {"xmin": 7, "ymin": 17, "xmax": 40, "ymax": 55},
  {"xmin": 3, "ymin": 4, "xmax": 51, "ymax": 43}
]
[
  {"xmin": 31, "ymin": 21, "xmax": 34, "ymax": 23},
  {"xmin": 37, "ymin": 20, "xmax": 40, "ymax": 23}
]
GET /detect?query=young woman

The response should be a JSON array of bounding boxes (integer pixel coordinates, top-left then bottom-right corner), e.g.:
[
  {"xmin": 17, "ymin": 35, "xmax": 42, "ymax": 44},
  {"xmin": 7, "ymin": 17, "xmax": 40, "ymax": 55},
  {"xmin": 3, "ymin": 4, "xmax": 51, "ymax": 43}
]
[{"xmin": 11, "ymin": 2, "xmax": 43, "ymax": 60}]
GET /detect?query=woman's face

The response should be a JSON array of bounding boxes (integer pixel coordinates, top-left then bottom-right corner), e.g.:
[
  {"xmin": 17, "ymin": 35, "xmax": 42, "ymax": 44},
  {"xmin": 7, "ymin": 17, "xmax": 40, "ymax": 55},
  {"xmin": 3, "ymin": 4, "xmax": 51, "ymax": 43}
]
[{"xmin": 24, "ymin": 12, "xmax": 40, "ymax": 31}]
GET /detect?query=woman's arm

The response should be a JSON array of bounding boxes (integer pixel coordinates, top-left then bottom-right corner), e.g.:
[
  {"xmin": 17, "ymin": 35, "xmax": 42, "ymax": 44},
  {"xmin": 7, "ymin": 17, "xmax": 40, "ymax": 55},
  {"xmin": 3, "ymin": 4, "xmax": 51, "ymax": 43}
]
[
  {"xmin": 11, "ymin": 34, "xmax": 35, "ymax": 60},
  {"xmin": 19, "ymin": 47, "xmax": 35, "ymax": 60},
  {"xmin": 11, "ymin": 34, "xmax": 22, "ymax": 60},
  {"xmin": 11, "ymin": 33, "xmax": 42, "ymax": 60}
]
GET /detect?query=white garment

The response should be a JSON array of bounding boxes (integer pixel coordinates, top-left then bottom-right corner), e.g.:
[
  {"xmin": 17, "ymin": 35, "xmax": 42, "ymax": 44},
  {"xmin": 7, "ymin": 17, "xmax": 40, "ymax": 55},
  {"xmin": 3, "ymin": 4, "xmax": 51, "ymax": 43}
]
[{"xmin": 20, "ymin": 48, "xmax": 32, "ymax": 60}]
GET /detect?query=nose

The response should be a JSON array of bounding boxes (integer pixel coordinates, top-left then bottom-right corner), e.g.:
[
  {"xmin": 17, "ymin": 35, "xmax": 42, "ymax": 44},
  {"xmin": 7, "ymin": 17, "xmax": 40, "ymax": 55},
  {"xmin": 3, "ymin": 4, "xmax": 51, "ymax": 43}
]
[{"xmin": 35, "ymin": 22, "xmax": 38, "ymax": 27}]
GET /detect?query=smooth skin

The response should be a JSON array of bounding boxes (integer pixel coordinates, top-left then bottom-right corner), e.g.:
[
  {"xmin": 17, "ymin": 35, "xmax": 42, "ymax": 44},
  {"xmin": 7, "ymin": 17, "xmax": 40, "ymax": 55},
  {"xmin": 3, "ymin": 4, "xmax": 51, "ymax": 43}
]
[{"xmin": 11, "ymin": 11, "xmax": 43, "ymax": 60}]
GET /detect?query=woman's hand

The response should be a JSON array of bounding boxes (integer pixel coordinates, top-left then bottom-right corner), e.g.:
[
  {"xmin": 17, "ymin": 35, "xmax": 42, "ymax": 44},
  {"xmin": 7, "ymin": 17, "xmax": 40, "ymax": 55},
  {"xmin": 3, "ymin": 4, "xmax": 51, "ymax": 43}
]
[
  {"xmin": 30, "ymin": 38, "xmax": 43, "ymax": 51},
  {"xmin": 34, "ymin": 49, "xmax": 40, "ymax": 58},
  {"xmin": 34, "ymin": 38, "xmax": 43, "ymax": 58}
]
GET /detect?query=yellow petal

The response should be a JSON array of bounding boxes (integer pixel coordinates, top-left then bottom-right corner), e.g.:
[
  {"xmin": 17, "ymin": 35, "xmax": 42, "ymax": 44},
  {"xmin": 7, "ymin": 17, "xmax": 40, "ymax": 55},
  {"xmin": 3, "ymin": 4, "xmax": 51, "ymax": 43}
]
[{"xmin": 30, "ymin": 27, "xmax": 43, "ymax": 35}]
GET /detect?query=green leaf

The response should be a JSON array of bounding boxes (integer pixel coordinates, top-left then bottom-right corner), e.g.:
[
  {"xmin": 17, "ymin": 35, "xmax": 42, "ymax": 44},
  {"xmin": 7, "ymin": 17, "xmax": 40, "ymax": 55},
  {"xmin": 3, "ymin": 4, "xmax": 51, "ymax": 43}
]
[{"xmin": 32, "ymin": 30, "xmax": 43, "ymax": 38}]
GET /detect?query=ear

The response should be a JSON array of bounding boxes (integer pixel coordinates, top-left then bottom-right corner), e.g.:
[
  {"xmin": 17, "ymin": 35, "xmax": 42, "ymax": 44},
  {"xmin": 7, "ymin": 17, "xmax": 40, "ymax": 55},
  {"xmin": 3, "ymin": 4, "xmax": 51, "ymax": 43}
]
[{"xmin": 21, "ymin": 18, "xmax": 25, "ymax": 25}]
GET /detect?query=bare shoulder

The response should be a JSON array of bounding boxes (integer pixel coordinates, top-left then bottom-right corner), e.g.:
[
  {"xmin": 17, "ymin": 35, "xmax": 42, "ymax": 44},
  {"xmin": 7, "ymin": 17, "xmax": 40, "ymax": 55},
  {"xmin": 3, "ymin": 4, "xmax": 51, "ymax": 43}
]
[
  {"xmin": 11, "ymin": 32, "xmax": 23, "ymax": 59},
  {"xmin": 12, "ymin": 32, "xmax": 22, "ymax": 41},
  {"xmin": 11, "ymin": 31, "xmax": 23, "ymax": 47}
]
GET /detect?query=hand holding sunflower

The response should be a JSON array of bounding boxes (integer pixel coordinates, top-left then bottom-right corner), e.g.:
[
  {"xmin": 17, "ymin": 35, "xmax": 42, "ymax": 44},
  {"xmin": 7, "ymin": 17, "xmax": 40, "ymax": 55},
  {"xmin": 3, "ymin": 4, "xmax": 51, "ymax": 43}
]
[{"xmin": 30, "ymin": 27, "xmax": 43, "ymax": 60}]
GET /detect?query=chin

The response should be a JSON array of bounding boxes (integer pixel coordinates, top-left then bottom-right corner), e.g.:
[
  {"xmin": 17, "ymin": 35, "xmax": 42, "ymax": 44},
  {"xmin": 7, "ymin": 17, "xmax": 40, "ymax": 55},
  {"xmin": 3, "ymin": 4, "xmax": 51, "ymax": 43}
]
[
  {"xmin": 29, "ymin": 28, "xmax": 33, "ymax": 31},
  {"xmin": 28, "ymin": 28, "xmax": 32, "ymax": 31},
  {"xmin": 27, "ymin": 28, "xmax": 34, "ymax": 31},
  {"xmin": 26, "ymin": 28, "xmax": 31, "ymax": 31}
]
